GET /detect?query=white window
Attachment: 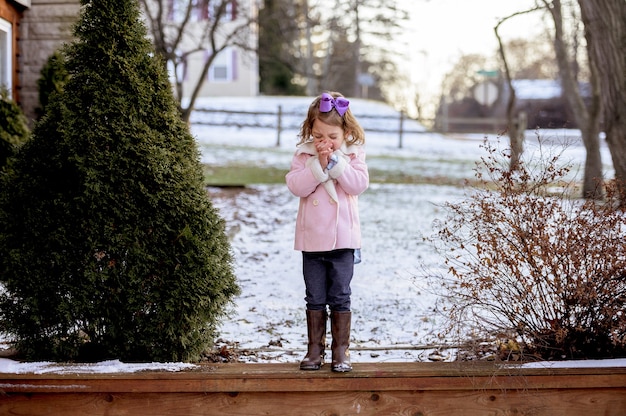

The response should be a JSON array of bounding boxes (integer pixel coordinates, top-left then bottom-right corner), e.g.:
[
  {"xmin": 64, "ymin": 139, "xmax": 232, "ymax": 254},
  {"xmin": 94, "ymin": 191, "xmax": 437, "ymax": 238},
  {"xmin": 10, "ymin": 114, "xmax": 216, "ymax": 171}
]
[
  {"xmin": 208, "ymin": 48, "xmax": 237, "ymax": 82},
  {"xmin": 168, "ymin": 0, "xmax": 198, "ymax": 22},
  {"xmin": 167, "ymin": 51, "xmax": 188, "ymax": 83},
  {"xmin": 0, "ymin": 18, "xmax": 12, "ymax": 93},
  {"xmin": 167, "ymin": 0, "xmax": 236, "ymax": 22},
  {"xmin": 210, "ymin": 0, "xmax": 236, "ymax": 21}
]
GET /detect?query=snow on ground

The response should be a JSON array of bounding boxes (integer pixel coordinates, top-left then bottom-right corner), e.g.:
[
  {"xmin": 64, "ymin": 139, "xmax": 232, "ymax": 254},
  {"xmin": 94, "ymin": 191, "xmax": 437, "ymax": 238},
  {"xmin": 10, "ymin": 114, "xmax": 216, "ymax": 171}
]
[
  {"xmin": 1, "ymin": 356, "xmax": 625, "ymax": 375},
  {"xmin": 190, "ymin": 96, "xmax": 616, "ymax": 364},
  {"xmin": 0, "ymin": 96, "xmax": 622, "ymax": 373},
  {"xmin": 0, "ymin": 358, "xmax": 196, "ymax": 374},
  {"xmin": 207, "ymin": 183, "xmax": 462, "ymax": 364},
  {"xmin": 190, "ymin": 96, "xmax": 612, "ymax": 182}
]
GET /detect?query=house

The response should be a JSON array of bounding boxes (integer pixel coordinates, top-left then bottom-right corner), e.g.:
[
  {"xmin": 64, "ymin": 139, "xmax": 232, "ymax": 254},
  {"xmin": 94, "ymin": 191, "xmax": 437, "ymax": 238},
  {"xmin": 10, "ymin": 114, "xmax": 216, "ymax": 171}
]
[
  {"xmin": 157, "ymin": 0, "xmax": 259, "ymax": 100},
  {"xmin": 6, "ymin": 0, "xmax": 257, "ymax": 123},
  {"xmin": 0, "ymin": 0, "xmax": 30, "ymax": 100},
  {"xmin": 505, "ymin": 79, "xmax": 590, "ymax": 129},
  {"xmin": 435, "ymin": 78, "xmax": 590, "ymax": 133},
  {"xmin": 17, "ymin": 0, "xmax": 80, "ymax": 122}
]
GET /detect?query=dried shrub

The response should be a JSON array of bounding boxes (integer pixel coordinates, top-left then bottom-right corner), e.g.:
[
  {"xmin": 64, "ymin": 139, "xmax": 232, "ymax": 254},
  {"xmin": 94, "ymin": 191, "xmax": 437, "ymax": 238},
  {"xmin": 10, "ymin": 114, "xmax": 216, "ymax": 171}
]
[{"xmin": 428, "ymin": 138, "xmax": 626, "ymax": 360}]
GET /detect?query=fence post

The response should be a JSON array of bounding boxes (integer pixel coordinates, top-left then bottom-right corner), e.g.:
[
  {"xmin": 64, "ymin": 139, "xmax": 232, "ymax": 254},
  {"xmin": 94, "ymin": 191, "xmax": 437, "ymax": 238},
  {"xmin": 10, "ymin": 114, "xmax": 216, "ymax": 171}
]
[
  {"xmin": 398, "ymin": 111, "xmax": 404, "ymax": 149},
  {"xmin": 441, "ymin": 100, "xmax": 449, "ymax": 132},
  {"xmin": 275, "ymin": 105, "xmax": 282, "ymax": 147}
]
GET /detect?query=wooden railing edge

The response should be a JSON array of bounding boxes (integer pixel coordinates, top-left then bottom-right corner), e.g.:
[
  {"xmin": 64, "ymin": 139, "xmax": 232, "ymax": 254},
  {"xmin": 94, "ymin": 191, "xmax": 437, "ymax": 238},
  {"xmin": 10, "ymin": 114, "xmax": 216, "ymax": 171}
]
[
  {"xmin": 1, "ymin": 361, "xmax": 625, "ymax": 394},
  {"xmin": 2, "ymin": 362, "xmax": 626, "ymax": 416}
]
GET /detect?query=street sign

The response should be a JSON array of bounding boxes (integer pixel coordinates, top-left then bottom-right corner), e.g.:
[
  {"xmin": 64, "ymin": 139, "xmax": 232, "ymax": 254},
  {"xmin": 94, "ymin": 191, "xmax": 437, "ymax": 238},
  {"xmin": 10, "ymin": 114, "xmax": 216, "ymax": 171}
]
[
  {"xmin": 474, "ymin": 81, "xmax": 498, "ymax": 106},
  {"xmin": 477, "ymin": 69, "xmax": 499, "ymax": 78}
]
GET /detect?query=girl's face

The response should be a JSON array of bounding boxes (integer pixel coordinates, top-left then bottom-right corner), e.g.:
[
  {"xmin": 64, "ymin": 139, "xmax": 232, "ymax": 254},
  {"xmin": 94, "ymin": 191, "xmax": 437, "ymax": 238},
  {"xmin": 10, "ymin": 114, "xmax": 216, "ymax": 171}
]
[{"xmin": 311, "ymin": 118, "xmax": 348, "ymax": 151}]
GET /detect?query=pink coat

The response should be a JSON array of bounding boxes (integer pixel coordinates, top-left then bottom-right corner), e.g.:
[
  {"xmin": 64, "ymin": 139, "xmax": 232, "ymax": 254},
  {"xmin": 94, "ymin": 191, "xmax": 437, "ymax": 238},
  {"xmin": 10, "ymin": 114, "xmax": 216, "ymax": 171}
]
[{"xmin": 286, "ymin": 142, "xmax": 369, "ymax": 252}]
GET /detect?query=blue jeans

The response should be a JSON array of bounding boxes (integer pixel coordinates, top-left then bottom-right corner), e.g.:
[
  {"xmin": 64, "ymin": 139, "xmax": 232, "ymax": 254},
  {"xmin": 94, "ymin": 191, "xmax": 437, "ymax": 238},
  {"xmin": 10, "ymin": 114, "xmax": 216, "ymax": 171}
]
[{"xmin": 302, "ymin": 249, "xmax": 354, "ymax": 312}]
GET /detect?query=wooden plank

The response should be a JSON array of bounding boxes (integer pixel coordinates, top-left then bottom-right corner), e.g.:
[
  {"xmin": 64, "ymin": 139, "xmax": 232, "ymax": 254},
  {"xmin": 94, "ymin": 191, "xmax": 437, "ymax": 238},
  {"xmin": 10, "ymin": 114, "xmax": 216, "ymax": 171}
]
[
  {"xmin": 1, "ymin": 371, "xmax": 626, "ymax": 393},
  {"xmin": 3, "ymin": 361, "xmax": 626, "ymax": 378},
  {"xmin": 1, "ymin": 389, "xmax": 625, "ymax": 416},
  {"xmin": 0, "ymin": 362, "xmax": 625, "ymax": 415},
  {"xmin": 0, "ymin": 362, "xmax": 625, "ymax": 387}
]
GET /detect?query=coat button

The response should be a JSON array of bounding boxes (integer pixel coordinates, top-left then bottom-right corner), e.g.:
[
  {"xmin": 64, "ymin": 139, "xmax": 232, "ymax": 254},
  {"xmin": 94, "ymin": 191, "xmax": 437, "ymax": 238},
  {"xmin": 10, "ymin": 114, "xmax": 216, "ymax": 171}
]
[
  {"xmin": 313, "ymin": 199, "xmax": 319, "ymax": 206},
  {"xmin": 329, "ymin": 199, "xmax": 335, "ymax": 204}
]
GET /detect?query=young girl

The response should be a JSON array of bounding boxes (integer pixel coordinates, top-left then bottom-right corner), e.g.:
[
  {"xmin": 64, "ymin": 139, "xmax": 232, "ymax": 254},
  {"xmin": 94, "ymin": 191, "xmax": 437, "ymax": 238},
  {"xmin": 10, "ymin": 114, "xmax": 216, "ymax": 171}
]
[{"xmin": 286, "ymin": 92, "xmax": 369, "ymax": 372}]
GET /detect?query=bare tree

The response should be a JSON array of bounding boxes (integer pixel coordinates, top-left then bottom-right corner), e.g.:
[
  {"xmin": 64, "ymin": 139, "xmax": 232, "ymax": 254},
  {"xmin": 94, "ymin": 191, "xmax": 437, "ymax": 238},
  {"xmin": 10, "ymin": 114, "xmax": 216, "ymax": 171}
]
[
  {"xmin": 502, "ymin": 37, "xmax": 559, "ymax": 80},
  {"xmin": 258, "ymin": 0, "xmax": 307, "ymax": 95},
  {"xmin": 344, "ymin": 0, "xmax": 408, "ymax": 99},
  {"xmin": 542, "ymin": 0, "xmax": 603, "ymax": 199},
  {"xmin": 301, "ymin": 0, "xmax": 316, "ymax": 96},
  {"xmin": 578, "ymin": 0, "xmax": 626, "ymax": 204},
  {"xmin": 494, "ymin": 7, "xmax": 543, "ymax": 170},
  {"xmin": 140, "ymin": 0, "xmax": 255, "ymax": 122},
  {"xmin": 440, "ymin": 54, "xmax": 492, "ymax": 102},
  {"xmin": 257, "ymin": 0, "xmax": 324, "ymax": 95},
  {"xmin": 256, "ymin": 0, "xmax": 407, "ymax": 100}
]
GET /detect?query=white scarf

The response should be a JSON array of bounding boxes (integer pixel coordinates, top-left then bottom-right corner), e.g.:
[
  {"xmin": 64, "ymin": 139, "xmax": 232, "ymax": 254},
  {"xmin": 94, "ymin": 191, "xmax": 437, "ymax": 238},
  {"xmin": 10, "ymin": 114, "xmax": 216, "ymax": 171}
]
[{"xmin": 297, "ymin": 142, "xmax": 358, "ymax": 203}]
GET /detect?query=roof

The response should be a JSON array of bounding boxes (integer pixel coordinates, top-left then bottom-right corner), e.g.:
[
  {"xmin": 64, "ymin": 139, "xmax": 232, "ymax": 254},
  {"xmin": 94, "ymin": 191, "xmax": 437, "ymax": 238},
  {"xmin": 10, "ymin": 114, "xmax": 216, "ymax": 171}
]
[{"xmin": 512, "ymin": 79, "xmax": 591, "ymax": 100}]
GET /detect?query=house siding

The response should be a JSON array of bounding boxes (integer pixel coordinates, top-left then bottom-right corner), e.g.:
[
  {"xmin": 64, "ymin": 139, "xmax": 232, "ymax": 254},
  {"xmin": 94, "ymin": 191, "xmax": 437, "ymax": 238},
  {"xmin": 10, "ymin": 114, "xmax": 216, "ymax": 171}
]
[
  {"xmin": 18, "ymin": 0, "xmax": 257, "ymax": 123},
  {"xmin": 18, "ymin": 0, "xmax": 79, "ymax": 123},
  {"xmin": 1, "ymin": 0, "xmax": 26, "ymax": 102}
]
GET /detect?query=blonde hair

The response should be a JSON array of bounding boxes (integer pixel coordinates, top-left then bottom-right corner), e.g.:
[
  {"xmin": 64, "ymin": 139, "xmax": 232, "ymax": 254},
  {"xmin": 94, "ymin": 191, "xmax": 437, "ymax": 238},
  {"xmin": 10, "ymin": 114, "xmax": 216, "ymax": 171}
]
[{"xmin": 297, "ymin": 91, "xmax": 365, "ymax": 146}]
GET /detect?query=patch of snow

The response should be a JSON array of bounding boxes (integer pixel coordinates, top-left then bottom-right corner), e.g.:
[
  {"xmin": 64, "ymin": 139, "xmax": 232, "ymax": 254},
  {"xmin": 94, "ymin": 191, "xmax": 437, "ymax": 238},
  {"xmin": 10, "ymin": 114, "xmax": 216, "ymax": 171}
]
[
  {"xmin": 0, "ymin": 358, "xmax": 196, "ymax": 374},
  {"xmin": 208, "ymin": 183, "xmax": 464, "ymax": 364},
  {"xmin": 511, "ymin": 79, "xmax": 591, "ymax": 100},
  {"xmin": 190, "ymin": 96, "xmax": 612, "ymax": 180},
  {"xmin": 193, "ymin": 96, "xmax": 615, "ymax": 365},
  {"xmin": 514, "ymin": 358, "xmax": 626, "ymax": 369},
  {"xmin": 0, "ymin": 96, "xmax": 620, "ymax": 373}
]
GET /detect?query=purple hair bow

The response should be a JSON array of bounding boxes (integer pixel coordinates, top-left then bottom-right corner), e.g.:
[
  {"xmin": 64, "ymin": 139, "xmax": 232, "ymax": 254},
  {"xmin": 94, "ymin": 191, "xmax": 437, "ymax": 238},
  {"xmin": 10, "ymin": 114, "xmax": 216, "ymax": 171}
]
[{"xmin": 319, "ymin": 93, "xmax": 350, "ymax": 116}]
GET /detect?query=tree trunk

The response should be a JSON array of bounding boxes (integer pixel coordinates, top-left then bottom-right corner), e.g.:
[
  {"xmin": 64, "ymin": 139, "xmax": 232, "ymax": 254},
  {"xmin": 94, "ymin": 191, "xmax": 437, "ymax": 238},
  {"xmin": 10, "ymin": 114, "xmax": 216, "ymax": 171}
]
[
  {"xmin": 578, "ymin": 0, "xmax": 626, "ymax": 204},
  {"xmin": 303, "ymin": 0, "xmax": 316, "ymax": 96},
  {"xmin": 509, "ymin": 112, "xmax": 526, "ymax": 170},
  {"xmin": 494, "ymin": 5, "xmax": 543, "ymax": 171},
  {"xmin": 545, "ymin": 0, "xmax": 604, "ymax": 199},
  {"xmin": 495, "ymin": 19, "xmax": 523, "ymax": 170},
  {"xmin": 353, "ymin": 0, "xmax": 362, "ymax": 98}
]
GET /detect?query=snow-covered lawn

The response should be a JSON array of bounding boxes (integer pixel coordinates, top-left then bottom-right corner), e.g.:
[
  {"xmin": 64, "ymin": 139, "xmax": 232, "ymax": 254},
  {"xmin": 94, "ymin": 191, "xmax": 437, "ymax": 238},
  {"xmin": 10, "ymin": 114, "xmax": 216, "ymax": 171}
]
[
  {"xmin": 1, "ymin": 96, "xmax": 622, "ymax": 373},
  {"xmin": 207, "ymin": 183, "xmax": 462, "ymax": 363},
  {"xmin": 190, "ymin": 96, "xmax": 616, "ymax": 364}
]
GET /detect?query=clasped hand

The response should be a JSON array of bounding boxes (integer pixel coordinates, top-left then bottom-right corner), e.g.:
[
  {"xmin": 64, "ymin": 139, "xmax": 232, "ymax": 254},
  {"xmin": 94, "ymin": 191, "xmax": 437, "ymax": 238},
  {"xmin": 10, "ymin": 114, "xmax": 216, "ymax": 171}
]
[{"xmin": 315, "ymin": 139, "xmax": 334, "ymax": 170}]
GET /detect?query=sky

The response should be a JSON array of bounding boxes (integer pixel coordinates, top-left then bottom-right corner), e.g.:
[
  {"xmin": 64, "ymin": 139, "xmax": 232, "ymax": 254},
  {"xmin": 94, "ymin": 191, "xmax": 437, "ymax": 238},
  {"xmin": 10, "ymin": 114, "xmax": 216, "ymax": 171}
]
[{"xmin": 396, "ymin": 0, "xmax": 547, "ymax": 117}]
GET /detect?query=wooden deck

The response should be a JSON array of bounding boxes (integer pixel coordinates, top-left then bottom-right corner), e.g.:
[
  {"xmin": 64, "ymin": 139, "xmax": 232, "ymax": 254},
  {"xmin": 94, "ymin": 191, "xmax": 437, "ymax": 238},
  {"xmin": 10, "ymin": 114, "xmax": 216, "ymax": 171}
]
[{"xmin": 1, "ymin": 361, "xmax": 625, "ymax": 415}]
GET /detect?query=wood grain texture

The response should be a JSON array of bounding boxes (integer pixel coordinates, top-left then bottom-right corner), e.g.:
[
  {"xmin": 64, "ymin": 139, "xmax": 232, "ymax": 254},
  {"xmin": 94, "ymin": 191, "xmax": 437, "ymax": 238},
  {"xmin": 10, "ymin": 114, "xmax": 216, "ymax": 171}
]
[{"xmin": 1, "ymin": 362, "xmax": 625, "ymax": 415}]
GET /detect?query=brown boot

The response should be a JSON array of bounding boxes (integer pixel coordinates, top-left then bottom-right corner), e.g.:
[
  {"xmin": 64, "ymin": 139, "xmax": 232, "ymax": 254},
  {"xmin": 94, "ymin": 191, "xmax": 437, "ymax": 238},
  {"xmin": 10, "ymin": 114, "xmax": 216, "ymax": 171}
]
[
  {"xmin": 300, "ymin": 309, "xmax": 327, "ymax": 370},
  {"xmin": 331, "ymin": 311, "xmax": 352, "ymax": 372}
]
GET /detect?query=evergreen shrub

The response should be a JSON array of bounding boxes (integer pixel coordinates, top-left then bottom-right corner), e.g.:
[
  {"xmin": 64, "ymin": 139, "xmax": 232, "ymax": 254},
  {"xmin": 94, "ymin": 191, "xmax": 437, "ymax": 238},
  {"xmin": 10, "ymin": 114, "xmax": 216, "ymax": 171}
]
[
  {"xmin": 35, "ymin": 51, "xmax": 69, "ymax": 120},
  {"xmin": 0, "ymin": 87, "xmax": 29, "ymax": 172},
  {"xmin": 0, "ymin": 0, "xmax": 239, "ymax": 362},
  {"xmin": 428, "ymin": 138, "xmax": 626, "ymax": 360}
]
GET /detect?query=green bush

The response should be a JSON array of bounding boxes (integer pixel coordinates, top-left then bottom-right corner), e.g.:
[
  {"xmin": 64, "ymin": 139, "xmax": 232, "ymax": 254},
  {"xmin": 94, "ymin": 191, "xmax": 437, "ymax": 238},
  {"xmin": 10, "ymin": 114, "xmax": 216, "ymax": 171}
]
[
  {"xmin": 0, "ymin": 0, "xmax": 239, "ymax": 362},
  {"xmin": 35, "ymin": 51, "xmax": 69, "ymax": 120},
  {"xmin": 0, "ymin": 87, "xmax": 29, "ymax": 172},
  {"xmin": 428, "ymin": 139, "xmax": 626, "ymax": 360}
]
